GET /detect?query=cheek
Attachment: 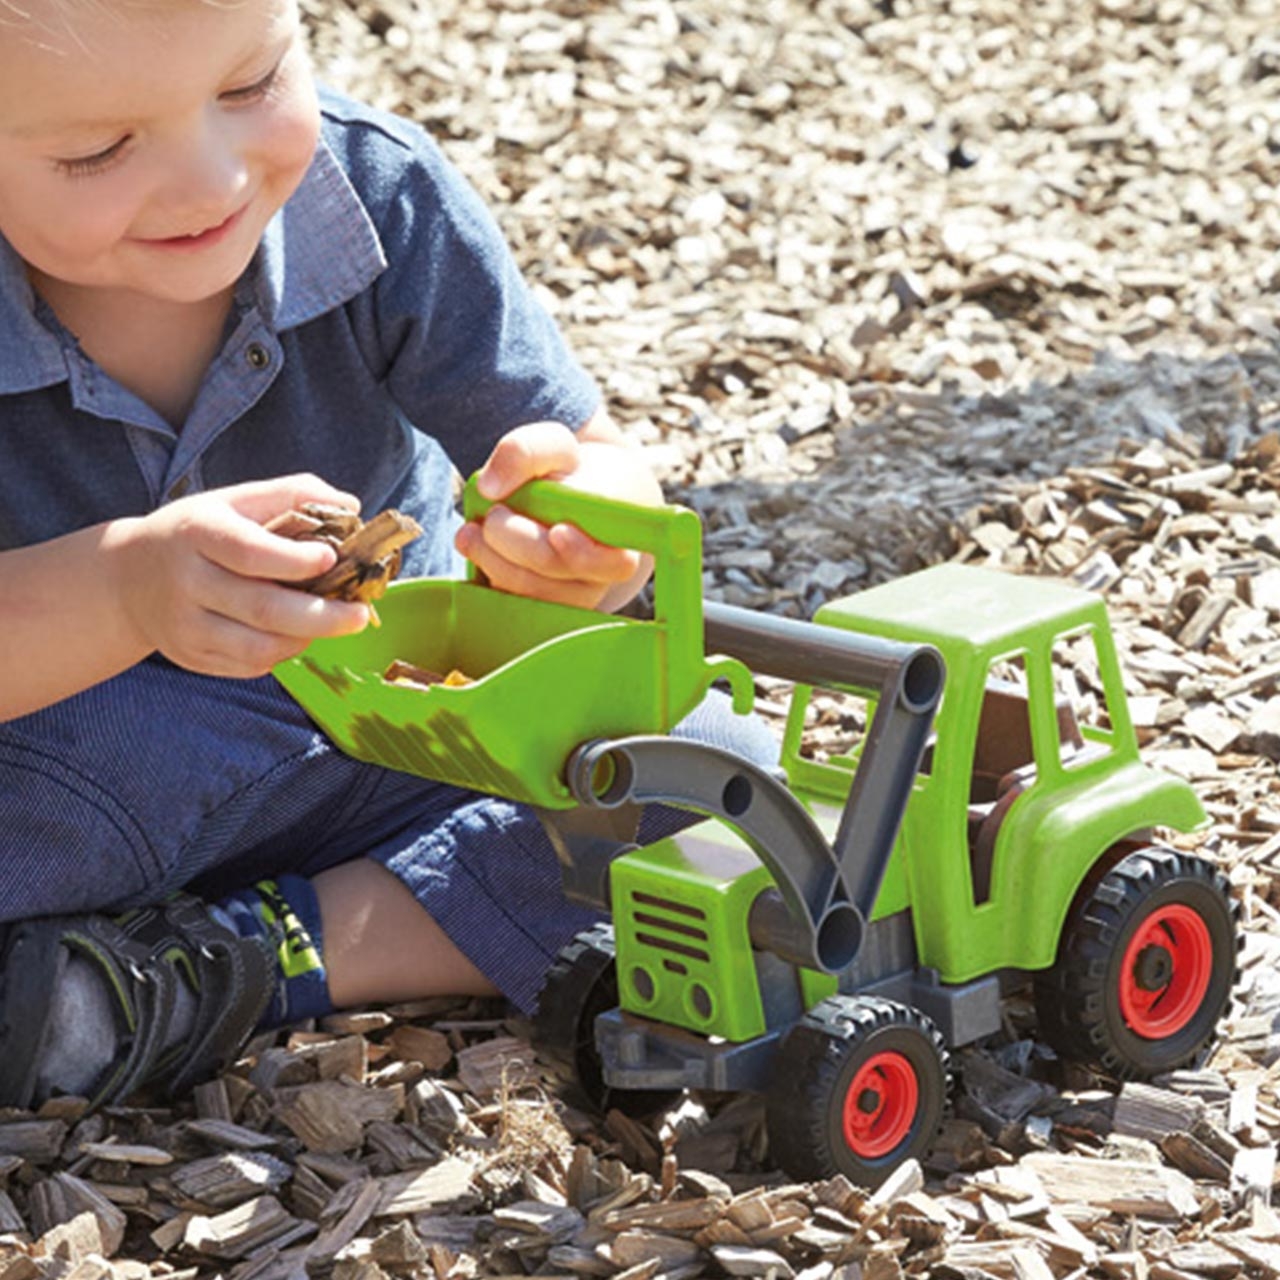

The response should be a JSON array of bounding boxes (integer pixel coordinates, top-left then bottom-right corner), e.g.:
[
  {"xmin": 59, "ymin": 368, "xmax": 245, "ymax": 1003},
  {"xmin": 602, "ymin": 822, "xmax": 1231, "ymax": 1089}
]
[
  {"xmin": 0, "ymin": 177, "xmax": 136, "ymax": 265},
  {"xmin": 263, "ymin": 87, "xmax": 321, "ymax": 195}
]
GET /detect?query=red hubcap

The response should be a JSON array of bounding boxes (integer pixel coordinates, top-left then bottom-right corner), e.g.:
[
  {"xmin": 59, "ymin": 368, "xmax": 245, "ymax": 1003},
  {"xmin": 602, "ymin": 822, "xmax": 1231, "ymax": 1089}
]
[
  {"xmin": 1118, "ymin": 903, "xmax": 1213, "ymax": 1038},
  {"xmin": 842, "ymin": 1051, "xmax": 919, "ymax": 1158}
]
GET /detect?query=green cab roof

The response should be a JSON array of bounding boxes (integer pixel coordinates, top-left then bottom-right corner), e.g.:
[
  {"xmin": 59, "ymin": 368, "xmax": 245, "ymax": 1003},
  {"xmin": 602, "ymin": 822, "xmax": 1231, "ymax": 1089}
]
[{"xmin": 816, "ymin": 564, "xmax": 1106, "ymax": 654}]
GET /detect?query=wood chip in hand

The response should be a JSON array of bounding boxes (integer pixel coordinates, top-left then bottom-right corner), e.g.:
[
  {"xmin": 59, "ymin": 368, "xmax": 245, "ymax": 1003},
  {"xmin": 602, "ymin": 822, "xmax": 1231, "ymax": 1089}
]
[{"xmin": 266, "ymin": 503, "xmax": 423, "ymax": 623}]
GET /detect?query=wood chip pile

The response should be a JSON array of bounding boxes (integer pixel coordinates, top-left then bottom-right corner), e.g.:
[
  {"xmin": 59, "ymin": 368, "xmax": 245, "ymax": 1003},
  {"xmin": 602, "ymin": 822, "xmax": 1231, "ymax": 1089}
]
[
  {"xmin": 304, "ymin": 0, "xmax": 1280, "ymax": 612},
  {"xmin": 11, "ymin": 435, "xmax": 1280, "ymax": 1280},
  {"xmin": 3, "ymin": 1, "xmax": 1280, "ymax": 1278}
]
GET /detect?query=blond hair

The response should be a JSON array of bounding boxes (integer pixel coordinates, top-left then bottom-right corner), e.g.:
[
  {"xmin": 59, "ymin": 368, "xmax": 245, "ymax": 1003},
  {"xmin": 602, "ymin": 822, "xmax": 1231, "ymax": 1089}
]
[{"xmin": 1, "ymin": 0, "xmax": 237, "ymax": 55}]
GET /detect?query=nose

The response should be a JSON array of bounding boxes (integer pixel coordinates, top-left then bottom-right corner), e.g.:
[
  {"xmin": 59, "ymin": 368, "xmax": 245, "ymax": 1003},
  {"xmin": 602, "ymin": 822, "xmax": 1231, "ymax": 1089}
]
[{"xmin": 155, "ymin": 111, "xmax": 251, "ymax": 226}]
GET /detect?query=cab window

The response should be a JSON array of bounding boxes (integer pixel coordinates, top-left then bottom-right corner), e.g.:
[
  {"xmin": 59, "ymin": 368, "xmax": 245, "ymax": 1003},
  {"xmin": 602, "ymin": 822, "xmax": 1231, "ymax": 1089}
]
[{"xmin": 1051, "ymin": 628, "xmax": 1117, "ymax": 767}]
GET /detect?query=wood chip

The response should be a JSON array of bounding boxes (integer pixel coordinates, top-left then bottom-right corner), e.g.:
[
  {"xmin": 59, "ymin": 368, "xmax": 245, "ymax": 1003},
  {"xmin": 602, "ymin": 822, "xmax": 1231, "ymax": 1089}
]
[
  {"xmin": 267, "ymin": 504, "xmax": 423, "ymax": 611},
  {"xmin": 374, "ymin": 1158, "xmax": 478, "ymax": 1217},
  {"xmin": 1020, "ymin": 1154, "xmax": 1199, "ymax": 1220},
  {"xmin": 183, "ymin": 1195, "xmax": 305, "ymax": 1260}
]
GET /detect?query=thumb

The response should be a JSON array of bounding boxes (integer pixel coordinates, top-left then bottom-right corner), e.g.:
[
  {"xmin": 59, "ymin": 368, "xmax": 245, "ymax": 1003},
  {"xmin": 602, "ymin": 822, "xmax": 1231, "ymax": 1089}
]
[
  {"xmin": 477, "ymin": 422, "xmax": 580, "ymax": 500},
  {"xmin": 221, "ymin": 473, "xmax": 361, "ymax": 525}
]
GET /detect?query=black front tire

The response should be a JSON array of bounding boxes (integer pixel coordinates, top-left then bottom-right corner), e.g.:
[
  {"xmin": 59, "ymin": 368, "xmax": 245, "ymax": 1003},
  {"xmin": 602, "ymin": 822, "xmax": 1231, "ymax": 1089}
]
[
  {"xmin": 1035, "ymin": 847, "xmax": 1238, "ymax": 1078},
  {"xmin": 532, "ymin": 923, "xmax": 679, "ymax": 1117},
  {"xmin": 765, "ymin": 995, "xmax": 949, "ymax": 1187}
]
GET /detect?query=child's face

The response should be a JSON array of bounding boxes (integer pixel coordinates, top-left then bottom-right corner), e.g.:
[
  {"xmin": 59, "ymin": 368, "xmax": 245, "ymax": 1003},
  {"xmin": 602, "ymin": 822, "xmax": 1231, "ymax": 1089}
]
[{"xmin": 0, "ymin": 0, "xmax": 320, "ymax": 306}]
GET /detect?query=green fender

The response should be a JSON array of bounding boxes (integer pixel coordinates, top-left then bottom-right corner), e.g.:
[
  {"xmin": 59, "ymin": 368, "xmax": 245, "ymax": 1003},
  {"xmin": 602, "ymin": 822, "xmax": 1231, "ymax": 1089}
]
[{"xmin": 983, "ymin": 758, "xmax": 1208, "ymax": 976}]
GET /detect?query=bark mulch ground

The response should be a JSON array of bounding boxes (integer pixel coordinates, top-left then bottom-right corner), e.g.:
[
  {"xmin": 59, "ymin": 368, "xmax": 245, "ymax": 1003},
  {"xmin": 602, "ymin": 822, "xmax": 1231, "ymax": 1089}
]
[{"xmin": 3, "ymin": 2, "xmax": 1280, "ymax": 1278}]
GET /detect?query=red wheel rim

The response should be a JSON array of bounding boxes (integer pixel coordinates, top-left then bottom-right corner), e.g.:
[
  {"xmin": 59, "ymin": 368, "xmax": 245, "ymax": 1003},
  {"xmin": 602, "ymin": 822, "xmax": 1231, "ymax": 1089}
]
[
  {"xmin": 1118, "ymin": 903, "xmax": 1214, "ymax": 1038},
  {"xmin": 841, "ymin": 1051, "xmax": 919, "ymax": 1159}
]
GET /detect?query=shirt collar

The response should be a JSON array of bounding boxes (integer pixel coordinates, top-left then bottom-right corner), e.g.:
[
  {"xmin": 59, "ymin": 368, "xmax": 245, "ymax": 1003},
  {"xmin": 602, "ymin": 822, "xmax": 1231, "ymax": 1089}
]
[
  {"xmin": 0, "ymin": 134, "xmax": 387, "ymax": 396},
  {"xmin": 249, "ymin": 133, "xmax": 387, "ymax": 331},
  {"xmin": 0, "ymin": 239, "xmax": 72, "ymax": 395}
]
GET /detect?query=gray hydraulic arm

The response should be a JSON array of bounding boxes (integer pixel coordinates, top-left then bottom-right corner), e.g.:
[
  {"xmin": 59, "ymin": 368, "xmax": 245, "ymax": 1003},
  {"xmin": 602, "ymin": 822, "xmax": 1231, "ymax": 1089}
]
[
  {"xmin": 706, "ymin": 602, "xmax": 944, "ymax": 926},
  {"xmin": 540, "ymin": 602, "xmax": 943, "ymax": 974}
]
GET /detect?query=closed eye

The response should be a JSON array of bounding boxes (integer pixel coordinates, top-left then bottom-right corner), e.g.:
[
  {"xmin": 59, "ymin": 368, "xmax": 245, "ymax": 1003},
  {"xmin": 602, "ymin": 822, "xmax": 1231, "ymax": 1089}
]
[
  {"xmin": 55, "ymin": 135, "xmax": 131, "ymax": 178},
  {"xmin": 222, "ymin": 62, "xmax": 282, "ymax": 103},
  {"xmin": 50, "ymin": 55, "xmax": 284, "ymax": 178}
]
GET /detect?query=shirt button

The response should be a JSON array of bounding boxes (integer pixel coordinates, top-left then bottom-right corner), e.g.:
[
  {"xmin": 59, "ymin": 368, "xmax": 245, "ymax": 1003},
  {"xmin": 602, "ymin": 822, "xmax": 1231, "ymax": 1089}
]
[
  {"xmin": 167, "ymin": 476, "xmax": 191, "ymax": 501},
  {"xmin": 245, "ymin": 342, "xmax": 271, "ymax": 371}
]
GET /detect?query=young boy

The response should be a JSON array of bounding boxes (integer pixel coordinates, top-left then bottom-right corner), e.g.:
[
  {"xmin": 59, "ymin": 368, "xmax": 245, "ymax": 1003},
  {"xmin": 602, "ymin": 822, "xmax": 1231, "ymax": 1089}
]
[{"xmin": 0, "ymin": 0, "xmax": 776, "ymax": 1108}]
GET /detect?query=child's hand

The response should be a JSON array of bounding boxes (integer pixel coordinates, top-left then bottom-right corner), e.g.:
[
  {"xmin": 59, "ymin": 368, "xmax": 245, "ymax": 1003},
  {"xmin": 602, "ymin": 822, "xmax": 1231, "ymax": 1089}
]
[
  {"xmin": 455, "ymin": 418, "xmax": 661, "ymax": 611},
  {"xmin": 113, "ymin": 475, "xmax": 372, "ymax": 677}
]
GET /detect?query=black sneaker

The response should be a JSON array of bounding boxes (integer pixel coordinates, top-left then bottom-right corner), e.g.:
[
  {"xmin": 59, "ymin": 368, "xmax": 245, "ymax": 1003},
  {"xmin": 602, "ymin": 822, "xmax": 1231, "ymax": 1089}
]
[{"xmin": 0, "ymin": 894, "xmax": 273, "ymax": 1110}]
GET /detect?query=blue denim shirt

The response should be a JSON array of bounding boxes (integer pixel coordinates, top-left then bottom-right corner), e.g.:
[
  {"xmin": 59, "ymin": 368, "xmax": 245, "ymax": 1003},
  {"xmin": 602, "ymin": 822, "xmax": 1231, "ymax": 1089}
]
[{"xmin": 0, "ymin": 87, "xmax": 601, "ymax": 578}]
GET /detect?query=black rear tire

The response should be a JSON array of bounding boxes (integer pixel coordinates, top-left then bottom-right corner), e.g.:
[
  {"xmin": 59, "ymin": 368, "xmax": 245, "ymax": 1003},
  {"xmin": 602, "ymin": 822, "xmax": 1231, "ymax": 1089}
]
[
  {"xmin": 1034, "ymin": 847, "xmax": 1237, "ymax": 1078},
  {"xmin": 766, "ymin": 995, "xmax": 949, "ymax": 1187}
]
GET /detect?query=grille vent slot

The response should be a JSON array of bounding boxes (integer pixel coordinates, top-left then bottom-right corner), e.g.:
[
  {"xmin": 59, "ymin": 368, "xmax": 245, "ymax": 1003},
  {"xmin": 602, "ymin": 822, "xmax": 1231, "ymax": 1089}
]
[{"xmin": 630, "ymin": 891, "xmax": 710, "ymax": 962}]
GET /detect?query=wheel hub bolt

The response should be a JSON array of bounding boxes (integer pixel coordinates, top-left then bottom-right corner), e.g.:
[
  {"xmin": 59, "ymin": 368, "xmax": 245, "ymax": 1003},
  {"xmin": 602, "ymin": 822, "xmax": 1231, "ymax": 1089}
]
[{"xmin": 1134, "ymin": 944, "xmax": 1173, "ymax": 991}]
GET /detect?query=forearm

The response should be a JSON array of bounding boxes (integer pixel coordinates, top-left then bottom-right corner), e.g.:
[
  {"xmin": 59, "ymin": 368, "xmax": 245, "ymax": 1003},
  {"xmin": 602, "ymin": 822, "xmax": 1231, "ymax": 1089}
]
[
  {"xmin": 0, "ymin": 475, "xmax": 372, "ymax": 722},
  {"xmin": 0, "ymin": 520, "xmax": 151, "ymax": 722}
]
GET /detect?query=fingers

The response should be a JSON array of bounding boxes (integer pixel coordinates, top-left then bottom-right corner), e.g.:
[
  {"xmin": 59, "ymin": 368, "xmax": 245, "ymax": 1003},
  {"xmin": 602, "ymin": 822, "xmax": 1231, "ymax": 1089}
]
[
  {"xmin": 162, "ymin": 494, "xmax": 372, "ymax": 632},
  {"xmin": 475, "ymin": 422, "xmax": 580, "ymax": 500},
  {"xmin": 461, "ymin": 423, "xmax": 660, "ymax": 608},
  {"xmin": 215, "ymin": 472, "xmax": 370, "ymax": 578},
  {"xmin": 467, "ymin": 506, "xmax": 639, "ymax": 582},
  {"xmin": 259, "ymin": 590, "xmax": 370, "ymax": 645},
  {"xmin": 460, "ymin": 504, "xmax": 640, "ymax": 588},
  {"xmin": 168, "ymin": 494, "xmax": 339, "ymax": 584},
  {"xmin": 210, "ymin": 573, "xmax": 371, "ymax": 641},
  {"xmin": 173, "ymin": 609, "xmax": 342, "ymax": 678},
  {"xmin": 119, "ymin": 477, "xmax": 377, "ymax": 676},
  {"xmin": 205, "ymin": 511, "xmax": 343, "ymax": 582},
  {"xmin": 455, "ymin": 527, "xmax": 608, "ymax": 609}
]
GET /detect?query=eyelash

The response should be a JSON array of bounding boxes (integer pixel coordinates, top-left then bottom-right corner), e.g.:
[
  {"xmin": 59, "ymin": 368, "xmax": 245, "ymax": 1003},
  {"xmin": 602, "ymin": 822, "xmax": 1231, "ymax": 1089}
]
[
  {"xmin": 56, "ymin": 138, "xmax": 130, "ymax": 179},
  {"xmin": 53, "ymin": 64, "xmax": 283, "ymax": 179},
  {"xmin": 223, "ymin": 64, "xmax": 283, "ymax": 104}
]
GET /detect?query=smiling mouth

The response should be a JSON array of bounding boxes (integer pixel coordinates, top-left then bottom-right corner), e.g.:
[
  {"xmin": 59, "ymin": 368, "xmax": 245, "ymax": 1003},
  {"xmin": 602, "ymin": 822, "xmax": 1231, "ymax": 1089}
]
[
  {"xmin": 185, "ymin": 217, "xmax": 232, "ymax": 238},
  {"xmin": 145, "ymin": 205, "xmax": 246, "ymax": 245}
]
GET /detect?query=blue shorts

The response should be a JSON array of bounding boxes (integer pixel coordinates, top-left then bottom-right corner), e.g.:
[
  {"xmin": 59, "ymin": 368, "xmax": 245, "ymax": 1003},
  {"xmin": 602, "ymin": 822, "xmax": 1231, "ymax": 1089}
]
[{"xmin": 0, "ymin": 657, "xmax": 777, "ymax": 1012}]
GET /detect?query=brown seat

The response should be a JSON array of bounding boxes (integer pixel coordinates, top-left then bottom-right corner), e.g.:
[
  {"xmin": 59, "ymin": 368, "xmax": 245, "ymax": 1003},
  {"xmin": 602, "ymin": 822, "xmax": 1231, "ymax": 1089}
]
[
  {"xmin": 970, "ymin": 766, "xmax": 1033, "ymax": 903},
  {"xmin": 967, "ymin": 679, "xmax": 1087, "ymax": 902},
  {"xmin": 969, "ymin": 682, "xmax": 1034, "ymax": 805},
  {"xmin": 970, "ymin": 739, "xmax": 1103, "ymax": 904}
]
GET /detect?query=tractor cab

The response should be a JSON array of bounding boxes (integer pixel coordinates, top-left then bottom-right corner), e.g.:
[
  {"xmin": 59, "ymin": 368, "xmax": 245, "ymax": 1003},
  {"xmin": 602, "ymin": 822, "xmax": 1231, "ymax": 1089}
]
[{"xmin": 785, "ymin": 564, "xmax": 1207, "ymax": 984}]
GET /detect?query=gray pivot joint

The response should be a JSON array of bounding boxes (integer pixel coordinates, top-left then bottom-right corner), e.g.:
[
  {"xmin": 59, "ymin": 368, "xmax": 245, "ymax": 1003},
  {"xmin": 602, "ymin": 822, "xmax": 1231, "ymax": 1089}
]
[{"xmin": 566, "ymin": 736, "xmax": 854, "ymax": 972}]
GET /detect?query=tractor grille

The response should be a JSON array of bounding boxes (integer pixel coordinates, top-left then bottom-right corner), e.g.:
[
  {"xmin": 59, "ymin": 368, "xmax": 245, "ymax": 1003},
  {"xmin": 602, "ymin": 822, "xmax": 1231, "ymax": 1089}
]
[{"xmin": 630, "ymin": 891, "xmax": 711, "ymax": 963}]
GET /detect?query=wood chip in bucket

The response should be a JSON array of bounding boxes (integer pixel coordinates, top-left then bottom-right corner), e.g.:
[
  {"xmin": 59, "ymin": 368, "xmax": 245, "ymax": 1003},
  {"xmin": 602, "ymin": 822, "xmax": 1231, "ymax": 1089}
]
[{"xmin": 383, "ymin": 659, "xmax": 474, "ymax": 690}]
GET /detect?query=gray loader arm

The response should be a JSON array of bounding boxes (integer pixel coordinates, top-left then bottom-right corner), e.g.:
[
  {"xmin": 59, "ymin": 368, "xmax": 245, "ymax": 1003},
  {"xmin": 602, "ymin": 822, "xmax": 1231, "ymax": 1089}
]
[{"xmin": 540, "ymin": 601, "xmax": 943, "ymax": 974}]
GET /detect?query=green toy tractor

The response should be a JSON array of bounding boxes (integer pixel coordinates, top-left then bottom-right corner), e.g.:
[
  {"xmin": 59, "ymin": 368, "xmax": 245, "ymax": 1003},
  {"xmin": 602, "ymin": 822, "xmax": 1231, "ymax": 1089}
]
[
  {"xmin": 532, "ymin": 562, "xmax": 1238, "ymax": 1186},
  {"xmin": 277, "ymin": 482, "xmax": 1238, "ymax": 1189}
]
